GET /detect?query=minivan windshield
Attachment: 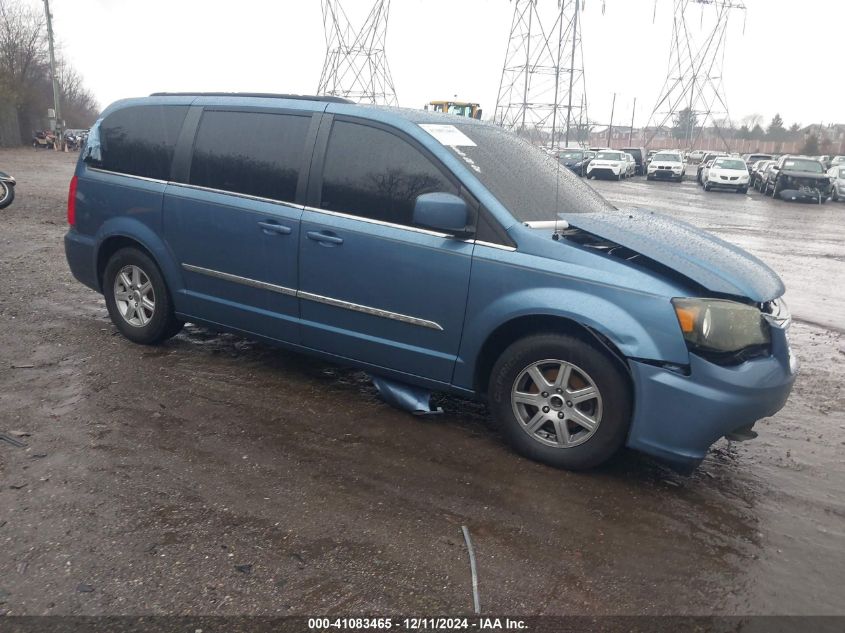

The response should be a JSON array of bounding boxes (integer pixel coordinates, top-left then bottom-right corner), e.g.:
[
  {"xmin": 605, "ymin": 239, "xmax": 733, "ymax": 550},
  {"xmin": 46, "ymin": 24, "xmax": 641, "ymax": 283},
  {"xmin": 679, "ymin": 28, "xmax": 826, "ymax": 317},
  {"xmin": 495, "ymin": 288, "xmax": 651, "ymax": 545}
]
[{"xmin": 438, "ymin": 123, "xmax": 615, "ymax": 221}]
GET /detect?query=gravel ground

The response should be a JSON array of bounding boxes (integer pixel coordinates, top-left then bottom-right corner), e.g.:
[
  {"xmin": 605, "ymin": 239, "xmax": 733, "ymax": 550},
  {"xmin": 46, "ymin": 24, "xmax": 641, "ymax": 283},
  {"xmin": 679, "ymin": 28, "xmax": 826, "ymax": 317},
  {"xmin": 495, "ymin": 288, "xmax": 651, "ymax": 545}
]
[{"xmin": 0, "ymin": 148, "xmax": 843, "ymax": 616}]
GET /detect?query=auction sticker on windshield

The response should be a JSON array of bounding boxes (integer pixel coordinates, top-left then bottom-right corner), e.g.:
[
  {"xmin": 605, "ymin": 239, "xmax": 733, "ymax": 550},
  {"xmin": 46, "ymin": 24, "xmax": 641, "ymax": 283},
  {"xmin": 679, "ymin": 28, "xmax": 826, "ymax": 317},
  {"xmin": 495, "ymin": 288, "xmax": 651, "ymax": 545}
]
[{"xmin": 419, "ymin": 124, "xmax": 476, "ymax": 147}]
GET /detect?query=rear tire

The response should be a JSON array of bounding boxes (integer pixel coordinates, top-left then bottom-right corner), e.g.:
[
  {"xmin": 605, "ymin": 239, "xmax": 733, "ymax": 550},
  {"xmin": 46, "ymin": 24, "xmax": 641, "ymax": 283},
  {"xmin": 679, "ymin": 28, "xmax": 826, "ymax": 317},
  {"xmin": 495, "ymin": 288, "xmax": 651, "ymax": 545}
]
[
  {"xmin": 488, "ymin": 333, "xmax": 631, "ymax": 470},
  {"xmin": 103, "ymin": 247, "xmax": 183, "ymax": 345}
]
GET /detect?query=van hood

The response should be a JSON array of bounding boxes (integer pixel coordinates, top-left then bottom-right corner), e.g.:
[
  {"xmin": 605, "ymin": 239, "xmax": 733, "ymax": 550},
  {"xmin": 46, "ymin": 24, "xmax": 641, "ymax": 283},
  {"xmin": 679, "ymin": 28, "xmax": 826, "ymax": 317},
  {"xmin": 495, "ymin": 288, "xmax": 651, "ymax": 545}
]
[{"xmin": 557, "ymin": 208, "xmax": 784, "ymax": 302}]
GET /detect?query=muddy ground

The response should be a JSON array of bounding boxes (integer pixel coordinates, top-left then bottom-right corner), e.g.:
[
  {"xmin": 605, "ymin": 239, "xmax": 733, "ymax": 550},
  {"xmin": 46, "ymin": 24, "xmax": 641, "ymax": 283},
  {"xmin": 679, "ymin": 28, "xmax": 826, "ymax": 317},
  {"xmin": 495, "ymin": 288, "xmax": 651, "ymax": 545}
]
[{"xmin": 0, "ymin": 148, "xmax": 843, "ymax": 616}]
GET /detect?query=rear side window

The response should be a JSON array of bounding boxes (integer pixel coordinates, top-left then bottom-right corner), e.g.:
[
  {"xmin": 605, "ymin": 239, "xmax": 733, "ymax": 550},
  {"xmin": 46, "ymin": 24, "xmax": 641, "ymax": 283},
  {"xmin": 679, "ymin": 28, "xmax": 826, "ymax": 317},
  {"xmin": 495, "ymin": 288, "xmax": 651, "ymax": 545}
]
[
  {"xmin": 320, "ymin": 120, "xmax": 457, "ymax": 226},
  {"xmin": 100, "ymin": 105, "xmax": 188, "ymax": 180},
  {"xmin": 189, "ymin": 111, "xmax": 310, "ymax": 203}
]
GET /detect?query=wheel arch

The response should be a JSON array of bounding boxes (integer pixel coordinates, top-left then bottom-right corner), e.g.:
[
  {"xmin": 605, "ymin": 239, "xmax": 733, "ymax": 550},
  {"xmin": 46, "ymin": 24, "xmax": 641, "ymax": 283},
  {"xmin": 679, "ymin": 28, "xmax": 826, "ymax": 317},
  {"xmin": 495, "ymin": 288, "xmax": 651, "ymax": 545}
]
[
  {"xmin": 94, "ymin": 219, "xmax": 184, "ymax": 299},
  {"xmin": 472, "ymin": 314, "xmax": 631, "ymax": 397}
]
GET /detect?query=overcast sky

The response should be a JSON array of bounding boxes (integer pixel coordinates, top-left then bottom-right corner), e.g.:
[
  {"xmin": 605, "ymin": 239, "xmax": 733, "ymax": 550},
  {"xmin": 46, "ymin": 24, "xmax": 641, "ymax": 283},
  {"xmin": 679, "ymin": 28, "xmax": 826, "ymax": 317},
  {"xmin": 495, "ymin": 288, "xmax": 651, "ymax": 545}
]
[{"xmin": 35, "ymin": 0, "xmax": 843, "ymax": 129}]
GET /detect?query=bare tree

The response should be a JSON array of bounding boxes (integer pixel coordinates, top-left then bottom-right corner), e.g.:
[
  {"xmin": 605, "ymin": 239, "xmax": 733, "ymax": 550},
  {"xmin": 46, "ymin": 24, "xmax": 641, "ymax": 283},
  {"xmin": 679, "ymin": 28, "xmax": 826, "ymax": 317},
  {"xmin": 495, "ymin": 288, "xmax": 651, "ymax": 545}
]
[
  {"xmin": 56, "ymin": 57, "xmax": 99, "ymax": 127},
  {"xmin": 0, "ymin": 0, "xmax": 98, "ymax": 142},
  {"xmin": 0, "ymin": 0, "xmax": 48, "ymax": 136},
  {"xmin": 740, "ymin": 113, "xmax": 764, "ymax": 130}
]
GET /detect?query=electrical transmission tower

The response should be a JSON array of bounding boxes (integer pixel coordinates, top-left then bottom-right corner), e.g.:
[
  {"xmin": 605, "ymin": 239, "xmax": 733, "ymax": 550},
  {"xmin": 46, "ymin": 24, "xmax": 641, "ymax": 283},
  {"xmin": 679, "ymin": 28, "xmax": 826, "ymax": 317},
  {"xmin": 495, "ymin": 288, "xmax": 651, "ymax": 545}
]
[
  {"xmin": 317, "ymin": 0, "xmax": 398, "ymax": 105},
  {"xmin": 494, "ymin": 0, "xmax": 588, "ymax": 148},
  {"xmin": 644, "ymin": 0, "xmax": 746, "ymax": 150}
]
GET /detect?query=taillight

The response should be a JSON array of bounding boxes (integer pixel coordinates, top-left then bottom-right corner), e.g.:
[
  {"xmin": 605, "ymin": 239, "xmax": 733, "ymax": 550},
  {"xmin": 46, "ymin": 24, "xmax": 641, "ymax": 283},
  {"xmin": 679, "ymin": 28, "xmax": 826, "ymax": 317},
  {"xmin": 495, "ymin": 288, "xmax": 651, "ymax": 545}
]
[{"xmin": 67, "ymin": 175, "xmax": 78, "ymax": 226}]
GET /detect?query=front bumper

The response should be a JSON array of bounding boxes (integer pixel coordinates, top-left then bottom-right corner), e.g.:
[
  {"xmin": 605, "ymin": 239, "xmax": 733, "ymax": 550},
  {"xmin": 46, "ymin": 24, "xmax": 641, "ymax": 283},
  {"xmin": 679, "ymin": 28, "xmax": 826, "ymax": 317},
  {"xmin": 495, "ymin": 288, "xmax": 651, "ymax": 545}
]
[
  {"xmin": 778, "ymin": 186, "xmax": 831, "ymax": 201},
  {"xmin": 626, "ymin": 327, "xmax": 796, "ymax": 472},
  {"xmin": 649, "ymin": 168, "xmax": 683, "ymax": 180},
  {"xmin": 707, "ymin": 177, "xmax": 748, "ymax": 189},
  {"xmin": 588, "ymin": 167, "xmax": 620, "ymax": 178}
]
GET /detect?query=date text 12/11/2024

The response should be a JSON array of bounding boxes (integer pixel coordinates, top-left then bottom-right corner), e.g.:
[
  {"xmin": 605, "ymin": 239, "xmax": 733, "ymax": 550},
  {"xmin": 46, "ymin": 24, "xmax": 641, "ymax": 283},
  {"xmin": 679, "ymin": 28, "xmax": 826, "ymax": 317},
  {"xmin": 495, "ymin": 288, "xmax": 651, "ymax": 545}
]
[{"xmin": 307, "ymin": 617, "xmax": 528, "ymax": 630}]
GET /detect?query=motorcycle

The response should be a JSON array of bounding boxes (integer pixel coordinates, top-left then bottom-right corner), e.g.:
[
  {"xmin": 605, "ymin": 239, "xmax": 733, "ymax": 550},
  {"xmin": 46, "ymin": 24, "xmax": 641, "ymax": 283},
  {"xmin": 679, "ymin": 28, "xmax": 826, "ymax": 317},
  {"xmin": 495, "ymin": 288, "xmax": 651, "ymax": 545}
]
[
  {"xmin": 32, "ymin": 130, "xmax": 56, "ymax": 150},
  {"xmin": 65, "ymin": 133, "xmax": 80, "ymax": 151},
  {"xmin": 0, "ymin": 171, "xmax": 15, "ymax": 209}
]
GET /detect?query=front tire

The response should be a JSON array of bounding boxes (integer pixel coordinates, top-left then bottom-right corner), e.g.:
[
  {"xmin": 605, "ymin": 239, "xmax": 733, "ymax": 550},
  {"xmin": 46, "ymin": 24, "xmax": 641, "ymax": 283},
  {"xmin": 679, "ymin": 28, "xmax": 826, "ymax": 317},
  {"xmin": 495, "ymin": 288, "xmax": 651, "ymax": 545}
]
[
  {"xmin": 103, "ymin": 248, "xmax": 183, "ymax": 345},
  {"xmin": 704, "ymin": 181, "xmax": 712, "ymax": 191},
  {"xmin": 488, "ymin": 333, "xmax": 631, "ymax": 470},
  {"xmin": 0, "ymin": 183, "xmax": 14, "ymax": 209}
]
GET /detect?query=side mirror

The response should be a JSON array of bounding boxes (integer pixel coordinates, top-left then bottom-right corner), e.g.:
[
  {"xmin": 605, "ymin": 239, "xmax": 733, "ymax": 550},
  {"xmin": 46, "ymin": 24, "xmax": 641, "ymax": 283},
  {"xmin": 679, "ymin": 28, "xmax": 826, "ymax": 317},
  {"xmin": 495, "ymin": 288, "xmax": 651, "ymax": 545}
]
[{"xmin": 413, "ymin": 192, "xmax": 470, "ymax": 236}]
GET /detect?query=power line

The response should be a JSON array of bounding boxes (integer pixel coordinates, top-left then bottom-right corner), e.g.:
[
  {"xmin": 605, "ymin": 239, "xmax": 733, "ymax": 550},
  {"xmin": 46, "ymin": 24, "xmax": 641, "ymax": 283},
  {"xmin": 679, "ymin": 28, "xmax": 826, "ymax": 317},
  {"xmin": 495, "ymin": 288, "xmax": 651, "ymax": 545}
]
[
  {"xmin": 316, "ymin": 0, "xmax": 398, "ymax": 106},
  {"xmin": 644, "ymin": 0, "xmax": 746, "ymax": 150},
  {"xmin": 494, "ymin": 0, "xmax": 589, "ymax": 148}
]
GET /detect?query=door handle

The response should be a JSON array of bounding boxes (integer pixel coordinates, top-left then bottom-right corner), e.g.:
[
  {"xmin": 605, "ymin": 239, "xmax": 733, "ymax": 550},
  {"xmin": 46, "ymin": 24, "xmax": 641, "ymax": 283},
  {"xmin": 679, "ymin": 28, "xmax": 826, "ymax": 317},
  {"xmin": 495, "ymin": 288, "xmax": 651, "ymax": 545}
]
[
  {"xmin": 306, "ymin": 231, "xmax": 343, "ymax": 246},
  {"xmin": 258, "ymin": 221, "xmax": 292, "ymax": 235}
]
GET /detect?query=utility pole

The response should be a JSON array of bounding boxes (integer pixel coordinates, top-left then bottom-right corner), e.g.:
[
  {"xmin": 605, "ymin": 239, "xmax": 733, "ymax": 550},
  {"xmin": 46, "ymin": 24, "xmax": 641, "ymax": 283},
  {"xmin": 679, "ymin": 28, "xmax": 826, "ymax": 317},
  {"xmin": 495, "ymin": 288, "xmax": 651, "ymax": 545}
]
[
  {"xmin": 563, "ymin": 0, "xmax": 580, "ymax": 148},
  {"xmin": 628, "ymin": 97, "xmax": 636, "ymax": 145},
  {"xmin": 606, "ymin": 92, "xmax": 616, "ymax": 147},
  {"xmin": 43, "ymin": 0, "xmax": 63, "ymax": 150}
]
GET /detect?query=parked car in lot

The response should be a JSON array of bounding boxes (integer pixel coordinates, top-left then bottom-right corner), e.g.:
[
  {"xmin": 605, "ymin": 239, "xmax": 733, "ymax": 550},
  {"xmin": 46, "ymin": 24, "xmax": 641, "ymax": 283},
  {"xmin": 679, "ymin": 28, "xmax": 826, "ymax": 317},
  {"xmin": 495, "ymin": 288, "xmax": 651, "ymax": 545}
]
[
  {"xmin": 762, "ymin": 155, "xmax": 831, "ymax": 203},
  {"xmin": 829, "ymin": 155, "xmax": 845, "ymax": 169},
  {"xmin": 623, "ymin": 152, "xmax": 637, "ymax": 177},
  {"xmin": 646, "ymin": 150, "xmax": 686, "ymax": 182},
  {"xmin": 620, "ymin": 147, "xmax": 647, "ymax": 175},
  {"xmin": 750, "ymin": 160, "xmax": 775, "ymax": 191},
  {"xmin": 64, "ymin": 92, "xmax": 796, "ymax": 473},
  {"xmin": 703, "ymin": 157, "xmax": 749, "ymax": 193},
  {"xmin": 754, "ymin": 160, "xmax": 778, "ymax": 195},
  {"xmin": 586, "ymin": 150, "xmax": 628, "ymax": 180},
  {"xmin": 557, "ymin": 149, "xmax": 595, "ymax": 176},
  {"xmin": 742, "ymin": 153, "xmax": 773, "ymax": 171},
  {"xmin": 696, "ymin": 152, "xmax": 727, "ymax": 184},
  {"xmin": 826, "ymin": 166, "xmax": 845, "ymax": 201},
  {"xmin": 687, "ymin": 149, "xmax": 705, "ymax": 164}
]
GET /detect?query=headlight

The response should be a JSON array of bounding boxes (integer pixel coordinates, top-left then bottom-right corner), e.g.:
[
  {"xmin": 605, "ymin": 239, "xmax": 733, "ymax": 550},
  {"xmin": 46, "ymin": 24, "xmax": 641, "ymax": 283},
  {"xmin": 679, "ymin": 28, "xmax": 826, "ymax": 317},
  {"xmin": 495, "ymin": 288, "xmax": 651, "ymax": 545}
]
[{"xmin": 672, "ymin": 298, "xmax": 770, "ymax": 353}]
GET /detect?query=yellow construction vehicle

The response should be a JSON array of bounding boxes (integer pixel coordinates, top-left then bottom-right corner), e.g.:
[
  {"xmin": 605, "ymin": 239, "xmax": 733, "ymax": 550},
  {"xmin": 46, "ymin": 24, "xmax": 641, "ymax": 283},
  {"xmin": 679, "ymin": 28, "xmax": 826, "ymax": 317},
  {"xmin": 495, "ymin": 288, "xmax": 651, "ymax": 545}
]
[{"xmin": 428, "ymin": 100, "xmax": 483, "ymax": 120}]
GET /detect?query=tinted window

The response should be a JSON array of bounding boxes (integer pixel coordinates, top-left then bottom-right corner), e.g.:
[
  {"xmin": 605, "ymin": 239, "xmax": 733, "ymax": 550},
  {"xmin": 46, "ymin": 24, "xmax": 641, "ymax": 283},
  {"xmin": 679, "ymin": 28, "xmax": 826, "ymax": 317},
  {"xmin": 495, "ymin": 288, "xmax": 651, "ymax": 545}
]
[
  {"xmin": 320, "ymin": 121, "xmax": 458, "ymax": 226},
  {"xmin": 100, "ymin": 105, "xmax": 188, "ymax": 180},
  {"xmin": 189, "ymin": 111, "xmax": 310, "ymax": 202}
]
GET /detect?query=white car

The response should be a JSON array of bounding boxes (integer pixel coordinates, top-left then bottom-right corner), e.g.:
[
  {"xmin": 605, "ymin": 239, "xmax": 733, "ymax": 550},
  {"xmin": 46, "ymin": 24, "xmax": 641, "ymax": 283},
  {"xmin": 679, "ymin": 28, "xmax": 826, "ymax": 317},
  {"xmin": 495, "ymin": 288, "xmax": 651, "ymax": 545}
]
[
  {"xmin": 623, "ymin": 153, "xmax": 637, "ymax": 177},
  {"xmin": 828, "ymin": 165, "xmax": 845, "ymax": 201},
  {"xmin": 646, "ymin": 151, "xmax": 686, "ymax": 182},
  {"xmin": 586, "ymin": 150, "xmax": 627, "ymax": 180},
  {"xmin": 703, "ymin": 157, "xmax": 750, "ymax": 193}
]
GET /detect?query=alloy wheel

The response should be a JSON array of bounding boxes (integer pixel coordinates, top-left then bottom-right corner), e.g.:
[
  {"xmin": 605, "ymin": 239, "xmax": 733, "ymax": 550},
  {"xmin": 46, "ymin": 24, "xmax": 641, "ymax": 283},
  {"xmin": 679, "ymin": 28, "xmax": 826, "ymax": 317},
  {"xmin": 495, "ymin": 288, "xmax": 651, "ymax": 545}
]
[
  {"xmin": 511, "ymin": 359, "xmax": 603, "ymax": 448},
  {"xmin": 113, "ymin": 264, "xmax": 155, "ymax": 327}
]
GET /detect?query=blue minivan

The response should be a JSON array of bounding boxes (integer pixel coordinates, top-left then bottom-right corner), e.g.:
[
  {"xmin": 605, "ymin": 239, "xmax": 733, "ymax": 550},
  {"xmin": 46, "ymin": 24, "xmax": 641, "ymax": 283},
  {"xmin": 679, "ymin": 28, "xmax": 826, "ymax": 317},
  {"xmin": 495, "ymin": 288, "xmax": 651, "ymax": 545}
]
[{"xmin": 64, "ymin": 93, "xmax": 796, "ymax": 472}]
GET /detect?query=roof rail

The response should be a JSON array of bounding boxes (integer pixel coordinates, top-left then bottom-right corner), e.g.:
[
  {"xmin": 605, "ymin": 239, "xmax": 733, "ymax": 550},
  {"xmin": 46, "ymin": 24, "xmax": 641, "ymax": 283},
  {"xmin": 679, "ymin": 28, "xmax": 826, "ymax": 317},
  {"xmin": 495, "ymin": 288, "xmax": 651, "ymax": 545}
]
[{"xmin": 149, "ymin": 92, "xmax": 354, "ymax": 104}]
